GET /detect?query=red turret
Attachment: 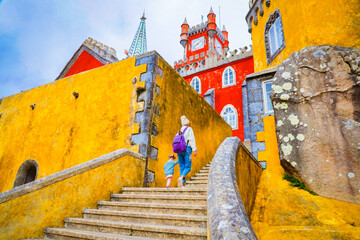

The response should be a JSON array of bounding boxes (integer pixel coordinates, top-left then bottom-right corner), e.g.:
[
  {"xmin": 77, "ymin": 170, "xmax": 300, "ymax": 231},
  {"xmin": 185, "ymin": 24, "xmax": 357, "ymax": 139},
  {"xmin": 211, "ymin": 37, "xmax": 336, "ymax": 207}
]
[
  {"xmin": 207, "ymin": 7, "xmax": 216, "ymax": 38},
  {"xmin": 222, "ymin": 25, "xmax": 229, "ymax": 54},
  {"xmin": 180, "ymin": 18, "xmax": 189, "ymax": 48}
]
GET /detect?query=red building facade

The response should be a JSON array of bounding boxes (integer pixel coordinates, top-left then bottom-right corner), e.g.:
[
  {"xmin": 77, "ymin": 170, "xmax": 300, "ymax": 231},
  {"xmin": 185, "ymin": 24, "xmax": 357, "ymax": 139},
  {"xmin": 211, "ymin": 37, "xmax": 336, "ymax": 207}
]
[
  {"xmin": 56, "ymin": 37, "xmax": 118, "ymax": 80},
  {"xmin": 174, "ymin": 9, "xmax": 254, "ymax": 140}
]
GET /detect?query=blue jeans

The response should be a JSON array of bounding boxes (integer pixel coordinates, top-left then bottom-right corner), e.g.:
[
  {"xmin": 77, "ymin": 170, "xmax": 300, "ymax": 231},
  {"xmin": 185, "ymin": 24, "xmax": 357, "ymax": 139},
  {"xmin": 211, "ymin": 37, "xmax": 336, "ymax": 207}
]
[{"xmin": 177, "ymin": 146, "xmax": 192, "ymax": 184}]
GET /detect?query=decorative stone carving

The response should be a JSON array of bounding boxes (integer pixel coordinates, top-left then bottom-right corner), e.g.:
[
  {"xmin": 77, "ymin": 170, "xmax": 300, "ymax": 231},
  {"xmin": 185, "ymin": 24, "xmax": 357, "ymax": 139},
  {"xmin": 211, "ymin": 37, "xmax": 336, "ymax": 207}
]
[
  {"xmin": 246, "ymin": 0, "xmax": 271, "ymax": 33},
  {"xmin": 271, "ymin": 45, "xmax": 360, "ymax": 204}
]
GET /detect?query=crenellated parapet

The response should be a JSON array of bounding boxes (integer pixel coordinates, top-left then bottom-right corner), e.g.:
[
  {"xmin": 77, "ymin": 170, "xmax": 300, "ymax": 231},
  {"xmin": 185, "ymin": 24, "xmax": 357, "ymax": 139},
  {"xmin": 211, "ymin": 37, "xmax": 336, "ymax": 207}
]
[
  {"xmin": 174, "ymin": 45, "xmax": 253, "ymax": 77},
  {"xmin": 245, "ymin": 0, "xmax": 271, "ymax": 33},
  {"xmin": 83, "ymin": 37, "xmax": 118, "ymax": 63}
]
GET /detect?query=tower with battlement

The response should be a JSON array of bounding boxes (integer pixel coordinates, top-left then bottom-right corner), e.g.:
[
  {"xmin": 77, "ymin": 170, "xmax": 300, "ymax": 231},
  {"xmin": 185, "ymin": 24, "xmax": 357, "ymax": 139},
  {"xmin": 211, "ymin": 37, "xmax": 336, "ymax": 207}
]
[{"xmin": 174, "ymin": 8, "xmax": 254, "ymax": 142}]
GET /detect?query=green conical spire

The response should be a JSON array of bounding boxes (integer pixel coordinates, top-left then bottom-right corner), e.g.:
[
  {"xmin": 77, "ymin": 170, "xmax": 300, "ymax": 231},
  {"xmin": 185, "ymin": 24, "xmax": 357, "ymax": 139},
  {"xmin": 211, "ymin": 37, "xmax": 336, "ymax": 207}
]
[{"xmin": 128, "ymin": 12, "xmax": 147, "ymax": 57}]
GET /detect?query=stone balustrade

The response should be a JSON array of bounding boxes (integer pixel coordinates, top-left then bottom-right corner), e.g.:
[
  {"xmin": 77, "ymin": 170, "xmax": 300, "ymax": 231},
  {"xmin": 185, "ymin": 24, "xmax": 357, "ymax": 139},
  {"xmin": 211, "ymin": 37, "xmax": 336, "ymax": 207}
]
[{"xmin": 207, "ymin": 137, "xmax": 262, "ymax": 240}]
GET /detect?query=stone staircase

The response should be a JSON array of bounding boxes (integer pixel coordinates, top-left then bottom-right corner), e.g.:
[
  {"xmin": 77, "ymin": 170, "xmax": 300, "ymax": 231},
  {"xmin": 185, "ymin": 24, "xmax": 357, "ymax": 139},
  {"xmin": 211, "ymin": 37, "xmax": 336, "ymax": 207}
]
[{"xmin": 34, "ymin": 164, "xmax": 211, "ymax": 240}]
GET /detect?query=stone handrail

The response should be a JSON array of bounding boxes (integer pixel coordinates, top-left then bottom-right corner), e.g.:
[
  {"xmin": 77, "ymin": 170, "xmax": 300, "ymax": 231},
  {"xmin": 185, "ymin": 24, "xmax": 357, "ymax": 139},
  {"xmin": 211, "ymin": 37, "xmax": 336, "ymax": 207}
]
[
  {"xmin": 0, "ymin": 149, "xmax": 145, "ymax": 204},
  {"xmin": 207, "ymin": 137, "xmax": 261, "ymax": 239}
]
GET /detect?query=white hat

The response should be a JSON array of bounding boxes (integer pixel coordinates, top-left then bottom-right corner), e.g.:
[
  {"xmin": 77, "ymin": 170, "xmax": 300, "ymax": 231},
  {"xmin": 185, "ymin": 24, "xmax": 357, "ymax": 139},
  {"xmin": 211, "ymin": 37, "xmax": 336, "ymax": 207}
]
[{"xmin": 181, "ymin": 115, "xmax": 190, "ymax": 126}]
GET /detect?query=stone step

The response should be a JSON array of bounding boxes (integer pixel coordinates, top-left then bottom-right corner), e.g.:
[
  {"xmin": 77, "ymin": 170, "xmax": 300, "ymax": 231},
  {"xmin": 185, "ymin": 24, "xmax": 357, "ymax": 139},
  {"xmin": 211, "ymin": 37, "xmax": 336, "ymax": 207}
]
[
  {"xmin": 111, "ymin": 194, "xmax": 207, "ymax": 204},
  {"xmin": 195, "ymin": 173, "xmax": 209, "ymax": 177},
  {"xmin": 63, "ymin": 218, "xmax": 207, "ymax": 240},
  {"xmin": 190, "ymin": 176, "xmax": 208, "ymax": 181},
  {"xmin": 186, "ymin": 180, "xmax": 208, "ymax": 184},
  {"xmin": 198, "ymin": 169, "xmax": 210, "ymax": 174},
  {"xmin": 122, "ymin": 187, "xmax": 207, "ymax": 195},
  {"xmin": 98, "ymin": 201, "xmax": 207, "ymax": 215},
  {"xmin": 83, "ymin": 208, "xmax": 207, "ymax": 228},
  {"xmin": 187, "ymin": 182, "xmax": 207, "ymax": 187},
  {"xmin": 44, "ymin": 227, "xmax": 158, "ymax": 240},
  {"xmin": 202, "ymin": 166, "xmax": 210, "ymax": 170}
]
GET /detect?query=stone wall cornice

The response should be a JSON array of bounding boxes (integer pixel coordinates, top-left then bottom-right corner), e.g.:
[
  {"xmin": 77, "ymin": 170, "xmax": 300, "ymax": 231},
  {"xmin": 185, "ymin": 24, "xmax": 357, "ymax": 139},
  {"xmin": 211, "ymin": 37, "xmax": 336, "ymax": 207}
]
[{"xmin": 245, "ymin": 0, "xmax": 271, "ymax": 33}]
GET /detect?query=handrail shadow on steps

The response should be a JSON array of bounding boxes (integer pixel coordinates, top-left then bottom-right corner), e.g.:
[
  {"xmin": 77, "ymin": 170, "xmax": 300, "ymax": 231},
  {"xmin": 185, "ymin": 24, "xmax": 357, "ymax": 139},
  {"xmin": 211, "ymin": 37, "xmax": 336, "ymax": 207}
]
[{"xmin": 207, "ymin": 137, "xmax": 262, "ymax": 240}]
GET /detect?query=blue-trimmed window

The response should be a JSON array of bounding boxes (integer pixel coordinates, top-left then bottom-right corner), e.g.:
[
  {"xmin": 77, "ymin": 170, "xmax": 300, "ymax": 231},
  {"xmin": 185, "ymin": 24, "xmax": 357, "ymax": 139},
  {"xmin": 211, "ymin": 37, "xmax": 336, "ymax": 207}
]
[
  {"xmin": 221, "ymin": 105, "xmax": 238, "ymax": 129},
  {"xmin": 222, "ymin": 67, "xmax": 236, "ymax": 87},
  {"xmin": 262, "ymin": 80, "xmax": 274, "ymax": 113},
  {"xmin": 190, "ymin": 76, "xmax": 201, "ymax": 94}
]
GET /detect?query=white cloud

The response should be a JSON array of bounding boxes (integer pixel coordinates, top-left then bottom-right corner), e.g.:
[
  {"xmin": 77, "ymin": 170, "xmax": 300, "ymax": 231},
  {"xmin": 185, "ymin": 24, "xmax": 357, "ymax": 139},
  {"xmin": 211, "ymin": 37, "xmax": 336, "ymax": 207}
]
[{"xmin": 0, "ymin": 0, "xmax": 252, "ymax": 97}]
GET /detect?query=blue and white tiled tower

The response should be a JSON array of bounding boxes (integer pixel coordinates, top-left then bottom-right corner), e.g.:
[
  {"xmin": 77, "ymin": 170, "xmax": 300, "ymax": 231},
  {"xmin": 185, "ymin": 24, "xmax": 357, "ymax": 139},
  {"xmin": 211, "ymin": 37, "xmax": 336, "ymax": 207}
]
[{"xmin": 128, "ymin": 12, "xmax": 147, "ymax": 57}]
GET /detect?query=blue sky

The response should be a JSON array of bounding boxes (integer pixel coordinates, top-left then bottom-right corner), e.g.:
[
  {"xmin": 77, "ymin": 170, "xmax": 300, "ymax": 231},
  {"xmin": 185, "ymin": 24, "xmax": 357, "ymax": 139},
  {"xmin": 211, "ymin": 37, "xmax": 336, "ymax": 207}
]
[{"xmin": 0, "ymin": 0, "xmax": 251, "ymax": 98}]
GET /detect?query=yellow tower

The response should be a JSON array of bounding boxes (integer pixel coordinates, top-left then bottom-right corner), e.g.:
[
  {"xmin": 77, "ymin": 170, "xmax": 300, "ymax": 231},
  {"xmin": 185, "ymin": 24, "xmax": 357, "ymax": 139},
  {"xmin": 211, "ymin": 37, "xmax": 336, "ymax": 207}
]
[{"xmin": 246, "ymin": 0, "xmax": 360, "ymax": 71}]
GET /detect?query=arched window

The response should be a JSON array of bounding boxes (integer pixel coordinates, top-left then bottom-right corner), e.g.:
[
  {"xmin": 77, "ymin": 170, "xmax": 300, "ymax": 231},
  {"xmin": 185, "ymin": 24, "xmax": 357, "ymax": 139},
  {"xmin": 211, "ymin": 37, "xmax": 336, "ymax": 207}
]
[
  {"xmin": 222, "ymin": 67, "xmax": 236, "ymax": 87},
  {"xmin": 221, "ymin": 105, "xmax": 238, "ymax": 129},
  {"xmin": 190, "ymin": 76, "xmax": 201, "ymax": 94},
  {"xmin": 13, "ymin": 159, "xmax": 39, "ymax": 188}
]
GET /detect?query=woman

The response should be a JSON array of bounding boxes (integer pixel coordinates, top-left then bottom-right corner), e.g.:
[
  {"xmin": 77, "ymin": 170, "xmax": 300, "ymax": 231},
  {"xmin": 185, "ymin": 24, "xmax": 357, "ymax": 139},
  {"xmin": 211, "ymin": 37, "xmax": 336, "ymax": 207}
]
[{"xmin": 177, "ymin": 115, "xmax": 197, "ymax": 188}]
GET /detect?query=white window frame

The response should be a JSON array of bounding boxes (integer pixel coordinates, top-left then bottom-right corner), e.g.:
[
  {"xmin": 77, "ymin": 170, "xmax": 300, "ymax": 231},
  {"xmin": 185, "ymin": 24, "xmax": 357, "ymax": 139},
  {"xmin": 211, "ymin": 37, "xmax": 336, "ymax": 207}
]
[
  {"xmin": 190, "ymin": 76, "xmax": 201, "ymax": 94},
  {"xmin": 220, "ymin": 104, "xmax": 238, "ymax": 130},
  {"xmin": 222, "ymin": 66, "xmax": 236, "ymax": 88},
  {"xmin": 262, "ymin": 79, "xmax": 274, "ymax": 114}
]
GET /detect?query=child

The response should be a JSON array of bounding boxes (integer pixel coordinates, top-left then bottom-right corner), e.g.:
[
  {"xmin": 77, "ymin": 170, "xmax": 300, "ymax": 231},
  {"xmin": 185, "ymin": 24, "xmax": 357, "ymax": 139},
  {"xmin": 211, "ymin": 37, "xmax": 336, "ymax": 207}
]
[{"xmin": 163, "ymin": 154, "xmax": 178, "ymax": 188}]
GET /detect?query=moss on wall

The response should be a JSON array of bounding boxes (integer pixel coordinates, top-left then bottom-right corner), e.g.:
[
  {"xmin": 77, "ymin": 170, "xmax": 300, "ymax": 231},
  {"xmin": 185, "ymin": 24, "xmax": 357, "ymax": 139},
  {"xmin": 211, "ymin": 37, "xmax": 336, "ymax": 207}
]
[
  {"xmin": 148, "ymin": 56, "xmax": 233, "ymax": 187},
  {"xmin": 0, "ymin": 58, "xmax": 146, "ymax": 192},
  {"xmin": 0, "ymin": 151, "xmax": 145, "ymax": 240},
  {"xmin": 250, "ymin": 0, "xmax": 360, "ymax": 72}
]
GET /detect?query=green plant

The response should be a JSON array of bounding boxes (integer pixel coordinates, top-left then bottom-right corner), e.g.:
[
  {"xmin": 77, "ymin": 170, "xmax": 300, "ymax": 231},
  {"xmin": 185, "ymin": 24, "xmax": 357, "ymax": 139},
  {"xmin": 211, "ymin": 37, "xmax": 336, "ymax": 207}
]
[
  {"xmin": 130, "ymin": 141, "xmax": 136, "ymax": 146},
  {"xmin": 350, "ymin": 222, "xmax": 356, "ymax": 227},
  {"xmin": 282, "ymin": 173, "xmax": 318, "ymax": 195}
]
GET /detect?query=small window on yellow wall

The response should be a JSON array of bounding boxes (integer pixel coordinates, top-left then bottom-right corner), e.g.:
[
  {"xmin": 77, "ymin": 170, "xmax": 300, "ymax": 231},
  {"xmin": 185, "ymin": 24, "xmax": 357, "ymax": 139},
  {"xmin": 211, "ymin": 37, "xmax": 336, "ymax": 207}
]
[{"xmin": 265, "ymin": 9, "xmax": 285, "ymax": 65}]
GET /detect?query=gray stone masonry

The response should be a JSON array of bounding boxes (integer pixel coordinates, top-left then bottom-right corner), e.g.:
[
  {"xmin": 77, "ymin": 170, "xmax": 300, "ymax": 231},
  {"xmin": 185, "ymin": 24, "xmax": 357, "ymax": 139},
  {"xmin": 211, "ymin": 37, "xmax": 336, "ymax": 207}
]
[
  {"xmin": 131, "ymin": 52, "xmax": 164, "ymax": 186},
  {"xmin": 208, "ymin": 137, "xmax": 259, "ymax": 240},
  {"xmin": 245, "ymin": 78, "xmax": 265, "ymax": 159}
]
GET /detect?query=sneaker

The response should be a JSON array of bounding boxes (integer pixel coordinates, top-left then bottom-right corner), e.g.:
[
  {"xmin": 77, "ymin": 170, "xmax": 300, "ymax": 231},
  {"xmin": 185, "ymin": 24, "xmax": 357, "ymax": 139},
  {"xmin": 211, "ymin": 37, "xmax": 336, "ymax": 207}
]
[
  {"xmin": 181, "ymin": 185, "xmax": 187, "ymax": 188},
  {"xmin": 177, "ymin": 177, "xmax": 183, "ymax": 188}
]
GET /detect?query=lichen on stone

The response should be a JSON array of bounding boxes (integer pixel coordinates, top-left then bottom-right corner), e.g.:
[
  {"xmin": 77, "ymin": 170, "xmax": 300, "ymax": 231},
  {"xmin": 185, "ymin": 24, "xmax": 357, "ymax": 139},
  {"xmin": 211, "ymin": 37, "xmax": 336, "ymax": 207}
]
[
  {"xmin": 281, "ymin": 143, "xmax": 293, "ymax": 156},
  {"xmin": 280, "ymin": 94, "xmax": 290, "ymax": 100},
  {"xmin": 296, "ymin": 134, "xmax": 305, "ymax": 141},
  {"xmin": 282, "ymin": 82, "xmax": 292, "ymax": 90},
  {"xmin": 288, "ymin": 114, "xmax": 300, "ymax": 125}
]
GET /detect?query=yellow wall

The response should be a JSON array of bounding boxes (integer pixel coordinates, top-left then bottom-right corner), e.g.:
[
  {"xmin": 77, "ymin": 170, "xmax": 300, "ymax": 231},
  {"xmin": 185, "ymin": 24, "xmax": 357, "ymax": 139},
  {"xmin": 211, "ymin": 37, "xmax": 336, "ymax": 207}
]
[
  {"xmin": 235, "ymin": 142, "xmax": 262, "ymax": 215},
  {"xmin": 257, "ymin": 116, "xmax": 282, "ymax": 174},
  {"xmin": 148, "ymin": 56, "xmax": 233, "ymax": 187},
  {"xmin": 0, "ymin": 58, "xmax": 146, "ymax": 192},
  {"xmin": 0, "ymin": 151, "xmax": 145, "ymax": 240},
  {"xmin": 250, "ymin": 0, "xmax": 360, "ymax": 72}
]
